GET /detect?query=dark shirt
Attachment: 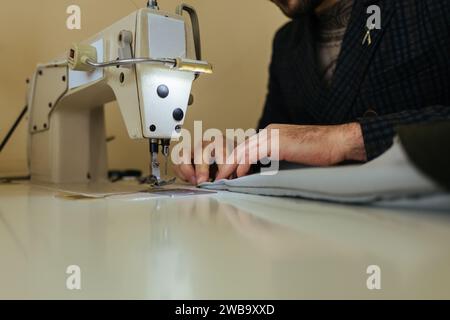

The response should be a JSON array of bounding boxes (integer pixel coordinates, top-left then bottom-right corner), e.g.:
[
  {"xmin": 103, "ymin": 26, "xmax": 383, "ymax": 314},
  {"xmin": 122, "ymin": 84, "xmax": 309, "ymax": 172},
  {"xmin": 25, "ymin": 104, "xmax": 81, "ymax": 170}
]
[{"xmin": 259, "ymin": 0, "xmax": 450, "ymax": 160}]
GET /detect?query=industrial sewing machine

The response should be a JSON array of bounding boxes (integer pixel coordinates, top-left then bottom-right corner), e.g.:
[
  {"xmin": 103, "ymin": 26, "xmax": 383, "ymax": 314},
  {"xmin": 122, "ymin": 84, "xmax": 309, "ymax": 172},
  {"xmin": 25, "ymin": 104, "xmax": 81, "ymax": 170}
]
[{"xmin": 25, "ymin": 0, "xmax": 212, "ymax": 186}]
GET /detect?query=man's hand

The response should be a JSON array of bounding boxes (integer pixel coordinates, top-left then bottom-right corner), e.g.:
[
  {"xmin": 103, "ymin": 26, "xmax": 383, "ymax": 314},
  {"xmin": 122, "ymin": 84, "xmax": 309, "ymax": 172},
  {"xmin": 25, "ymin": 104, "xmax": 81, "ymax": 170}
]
[
  {"xmin": 173, "ymin": 137, "xmax": 234, "ymax": 185},
  {"xmin": 215, "ymin": 123, "xmax": 367, "ymax": 180}
]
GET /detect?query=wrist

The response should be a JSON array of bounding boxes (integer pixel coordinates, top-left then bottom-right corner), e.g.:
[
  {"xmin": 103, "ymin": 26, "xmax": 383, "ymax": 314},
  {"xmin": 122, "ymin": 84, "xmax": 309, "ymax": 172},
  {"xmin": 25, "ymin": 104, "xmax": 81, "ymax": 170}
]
[{"xmin": 339, "ymin": 123, "xmax": 367, "ymax": 162}]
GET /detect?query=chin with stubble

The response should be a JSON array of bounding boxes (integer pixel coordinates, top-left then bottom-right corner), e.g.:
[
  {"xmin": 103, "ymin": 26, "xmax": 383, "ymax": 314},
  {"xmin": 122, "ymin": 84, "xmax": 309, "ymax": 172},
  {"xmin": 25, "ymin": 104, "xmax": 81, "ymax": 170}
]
[{"xmin": 271, "ymin": 0, "xmax": 324, "ymax": 17}]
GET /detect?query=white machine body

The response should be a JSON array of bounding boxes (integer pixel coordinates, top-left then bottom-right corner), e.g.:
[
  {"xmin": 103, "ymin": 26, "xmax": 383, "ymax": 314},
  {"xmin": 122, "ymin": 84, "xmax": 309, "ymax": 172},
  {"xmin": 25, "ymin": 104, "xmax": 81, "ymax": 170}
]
[{"xmin": 26, "ymin": 7, "xmax": 204, "ymax": 184}]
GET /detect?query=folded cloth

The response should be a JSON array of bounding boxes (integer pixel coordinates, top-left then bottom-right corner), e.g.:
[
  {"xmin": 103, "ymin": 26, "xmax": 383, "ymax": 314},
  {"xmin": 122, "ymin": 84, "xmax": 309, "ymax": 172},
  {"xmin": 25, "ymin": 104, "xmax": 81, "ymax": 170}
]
[{"xmin": 199, "ymin": 138, "xmax": 448, "ymax": 205}]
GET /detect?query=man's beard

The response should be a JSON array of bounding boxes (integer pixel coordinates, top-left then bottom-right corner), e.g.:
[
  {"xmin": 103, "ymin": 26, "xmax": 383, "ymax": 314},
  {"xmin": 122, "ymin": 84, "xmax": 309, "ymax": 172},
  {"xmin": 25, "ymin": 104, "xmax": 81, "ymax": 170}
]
[{"xmin": 273, "ymin": 0, "xmax": 324, "ymax": 17}]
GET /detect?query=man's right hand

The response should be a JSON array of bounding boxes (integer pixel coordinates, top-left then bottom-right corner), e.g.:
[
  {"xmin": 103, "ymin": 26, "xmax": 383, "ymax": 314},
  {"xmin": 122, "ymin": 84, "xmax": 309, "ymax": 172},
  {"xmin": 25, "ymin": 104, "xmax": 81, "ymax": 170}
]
[{"xmin": 173, "ymin": 138, "xmax": 233, "ymax": 185}]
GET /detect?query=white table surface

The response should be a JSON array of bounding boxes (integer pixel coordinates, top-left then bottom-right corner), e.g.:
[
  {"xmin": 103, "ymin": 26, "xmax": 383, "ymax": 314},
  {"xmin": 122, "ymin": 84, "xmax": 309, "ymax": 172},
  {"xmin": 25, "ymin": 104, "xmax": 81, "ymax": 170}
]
[{"xmin": 1, "ymin": 182, "xmax": 450, "ymax": 299}]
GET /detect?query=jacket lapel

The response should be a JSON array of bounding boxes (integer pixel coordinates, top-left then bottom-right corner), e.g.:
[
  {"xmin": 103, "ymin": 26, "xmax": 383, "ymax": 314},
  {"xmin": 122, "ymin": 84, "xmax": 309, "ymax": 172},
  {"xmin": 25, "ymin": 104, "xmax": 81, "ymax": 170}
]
[
  {"xmin": 320, "ymin": 0, "xmax": 396, "ymax": 123},
  {"xmin": 290, "ymin": 15, "xmax": 330, "ymax": 123}
]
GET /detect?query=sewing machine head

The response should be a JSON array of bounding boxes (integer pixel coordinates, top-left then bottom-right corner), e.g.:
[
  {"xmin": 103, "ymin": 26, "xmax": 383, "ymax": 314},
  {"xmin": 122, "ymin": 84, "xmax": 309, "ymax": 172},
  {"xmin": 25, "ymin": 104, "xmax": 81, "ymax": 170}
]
[{"xmin": 26, "ymin": 2, "xmax": 212, "ymax": 185}]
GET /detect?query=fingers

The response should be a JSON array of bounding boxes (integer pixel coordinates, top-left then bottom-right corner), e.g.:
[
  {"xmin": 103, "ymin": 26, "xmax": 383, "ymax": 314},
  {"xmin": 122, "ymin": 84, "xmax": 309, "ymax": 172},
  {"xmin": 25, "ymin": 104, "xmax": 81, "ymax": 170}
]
[
  {"xmin": 214, "ymin": 141, "xmax": 236, "ymax": 180},
  {"xmin": 174, "ymin": 162, "xmax": 210, "ymax": 185},
  {"xmin": 215, "ymin": 163, "xmax": 234, "ymax": 180},
  {"xmin": 236, "ymin": 163, "xmax": 252, "ymax": 178},
  {"xmin": 175, "ymin": 130, "xmax": 275, "ymax": 183},
  {"xmin": 173, "ymin": 164, "xmax": 197, "ymax": 185},
  {"xmin": 174, "ymin": 140, "xmax": 217, "ymax": 185},
  {"xmin": 215, "ymin": 162, "xmax": 238, "ymax": 181},
  {"xmin": 195, "ymin": 163, "xmax": 210, "ymax": 185},
  {"xmin": 215, "ymin": 131, "xmax": 272, "ymax": 180},
  {"xmin": 216, "ymin": 138, "xmax": 255, "ymax": 180},
  {"xmin": 236, "ymin": 141, "xmax": 260, "ymax": 177}
]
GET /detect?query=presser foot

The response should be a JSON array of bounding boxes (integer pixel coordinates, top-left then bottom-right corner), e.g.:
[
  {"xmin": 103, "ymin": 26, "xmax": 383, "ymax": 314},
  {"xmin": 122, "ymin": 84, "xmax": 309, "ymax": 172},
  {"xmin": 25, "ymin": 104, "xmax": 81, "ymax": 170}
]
[{"xmin": 139, "ymin": 175, "xmax": 176, "ymax": 187}]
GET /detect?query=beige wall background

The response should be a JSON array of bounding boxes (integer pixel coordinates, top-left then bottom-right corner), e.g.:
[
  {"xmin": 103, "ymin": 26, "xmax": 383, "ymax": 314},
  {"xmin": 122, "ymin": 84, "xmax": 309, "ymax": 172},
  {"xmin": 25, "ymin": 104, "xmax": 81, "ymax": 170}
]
[{"xmin": 0, "ymin": 0, "xmax": 287, "ymax": 176}]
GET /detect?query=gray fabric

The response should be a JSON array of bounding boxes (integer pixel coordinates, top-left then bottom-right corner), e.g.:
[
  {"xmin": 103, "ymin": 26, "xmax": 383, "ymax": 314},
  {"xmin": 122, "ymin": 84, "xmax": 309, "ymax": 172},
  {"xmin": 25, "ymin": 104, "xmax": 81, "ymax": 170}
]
[{"xmin": 200, "ymin": 139, "xmax": 448, "ymax": 205}]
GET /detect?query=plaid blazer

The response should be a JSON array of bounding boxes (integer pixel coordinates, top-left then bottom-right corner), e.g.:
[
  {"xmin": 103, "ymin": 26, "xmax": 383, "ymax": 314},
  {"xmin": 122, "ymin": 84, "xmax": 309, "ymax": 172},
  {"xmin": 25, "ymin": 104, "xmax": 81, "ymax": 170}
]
[{"xmin": 258, "ymin": 0, "xmax": 450, "ymax": 160}]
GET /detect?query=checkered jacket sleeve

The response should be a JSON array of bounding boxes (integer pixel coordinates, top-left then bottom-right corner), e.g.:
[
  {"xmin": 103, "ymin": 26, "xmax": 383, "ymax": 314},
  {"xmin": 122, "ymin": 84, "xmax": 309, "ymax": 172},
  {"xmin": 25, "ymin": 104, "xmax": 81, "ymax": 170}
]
[{"xmin": 358, "ymin": 105, "xmax": 450, "ymax": 160}]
